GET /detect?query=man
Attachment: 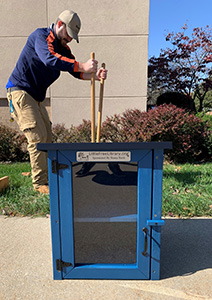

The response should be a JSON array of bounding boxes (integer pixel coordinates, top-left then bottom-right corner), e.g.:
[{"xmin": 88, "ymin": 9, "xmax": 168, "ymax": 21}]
[{"xmin": 6, "ymin": 10, "xmax": 107, "ymax": 194}]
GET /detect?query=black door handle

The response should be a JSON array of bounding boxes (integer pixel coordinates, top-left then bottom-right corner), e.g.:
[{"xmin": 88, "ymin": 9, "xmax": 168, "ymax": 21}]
[{"xmin": 142, "ymin": 227, "xmax": 148, "ymax": 256}]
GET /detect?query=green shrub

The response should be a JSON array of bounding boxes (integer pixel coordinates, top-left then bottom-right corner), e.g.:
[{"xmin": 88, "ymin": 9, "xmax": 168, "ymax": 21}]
[
  {"xmin": 196, "ymin": 112, "xmax": 212, "ymax": 156},
  {"xmin": 1, "ymin": 105, "xmax": 211, "ymax": 164},
  {"xmin": 52, "ymin": 123, "xmax": 71, "ymax": 143},
  {"xmin": 74, "ymin": 120, "xmax": 91, "ymax": 142},
  {"xmin": 52, "ymin": 120, "xmax": 91, "ymax": 143},
  {"xmin": 101, "ymin": 104, "xmax": 212, "ymax": 162},
  {"xmin": 0, "ymin": 124, "xmax": 29, "ymax": 162}
]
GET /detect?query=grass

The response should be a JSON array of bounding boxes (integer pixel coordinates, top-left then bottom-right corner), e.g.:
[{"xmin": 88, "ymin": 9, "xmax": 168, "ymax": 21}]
[
  {"xmin": 162, "ymin": 162, "xmax": 212, "ymax": 217},
  {"xmin": 0, "ymin": 162, "xmax": 49, "ymax": 217},
  {"xmin": 0, "ymin": 162, "xmax": 212, "ymax": 218}
]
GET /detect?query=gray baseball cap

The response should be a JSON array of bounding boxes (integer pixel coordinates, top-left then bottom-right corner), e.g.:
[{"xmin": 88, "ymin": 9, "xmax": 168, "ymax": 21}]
[{"xmin": 58, "ymin": 10, "xmax": 81, "ymax": 43}]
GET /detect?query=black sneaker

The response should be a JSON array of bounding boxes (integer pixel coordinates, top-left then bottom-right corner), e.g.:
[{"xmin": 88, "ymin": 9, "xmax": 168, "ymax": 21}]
[{"xmin": 75, "ymin": 162, "xmax": 95, "ymax": 177}]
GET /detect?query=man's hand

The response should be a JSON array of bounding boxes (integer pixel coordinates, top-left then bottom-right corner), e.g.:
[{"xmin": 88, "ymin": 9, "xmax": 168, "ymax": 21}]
[
  {"xmin": 80, "ymin": 59, "xmax": 108, "ymax": 81},
  {"xmin": 96, "ymin": 67, "xmax": 108, "ymax": 80},
  {"xmin": 78, "ymin": 59, "xmax": 98, "ymax": 73}
]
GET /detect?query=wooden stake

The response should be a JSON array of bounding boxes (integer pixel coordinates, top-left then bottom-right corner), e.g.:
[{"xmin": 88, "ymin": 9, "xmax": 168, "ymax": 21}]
[
  {"xmin": 91, "ymin": 52, "xmax": 95, "ymax": 142},
  {"xmin": 96, "ymin": 63, "xmax": 105, "ymax": 142}
]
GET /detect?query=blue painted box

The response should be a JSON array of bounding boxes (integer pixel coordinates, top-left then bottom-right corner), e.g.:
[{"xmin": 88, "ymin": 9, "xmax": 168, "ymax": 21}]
[{"xmin": 37, "ymin": 142, "xmax": 172, "ymax": 280}]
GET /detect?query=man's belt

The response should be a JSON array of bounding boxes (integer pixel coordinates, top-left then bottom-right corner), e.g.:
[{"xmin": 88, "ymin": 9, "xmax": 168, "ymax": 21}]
[{"xmin": 7, "ymin": 87, "xmax": 22, "ymax": 92}]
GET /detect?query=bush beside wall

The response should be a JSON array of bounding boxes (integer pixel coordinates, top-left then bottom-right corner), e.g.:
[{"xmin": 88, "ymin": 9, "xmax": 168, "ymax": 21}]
[
  {"xmin": 1, "ymin": 105, "xmax": 211, "ymax": 163},
  {"xmin": 0, "ymin": 124, "xmax": 28, "ymax": 162},
  {"xmin": 101, "ymin": 104, "xmax": 212, "ymax": 162}
]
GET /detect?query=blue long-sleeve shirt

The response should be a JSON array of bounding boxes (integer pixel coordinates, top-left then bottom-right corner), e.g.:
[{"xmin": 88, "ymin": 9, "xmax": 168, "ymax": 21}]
[{"xmin": 6, "ymin": 24, "xmax": 84, "ymax": 102}]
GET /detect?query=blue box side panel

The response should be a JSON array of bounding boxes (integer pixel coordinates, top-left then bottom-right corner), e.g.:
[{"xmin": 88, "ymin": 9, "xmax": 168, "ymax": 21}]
[
  {"xmin": 57, "ymin": 151, "xmax": 75, "ymax": 278},
  {"xmin": 151, "ymin": 149, "xmax": 164, "ymax": 280},
  {"xmin": 48, "ymin": 150, "xmax": 62, "ymax": 280},
  {"xmin": 137, "ymin": 150, "xmax": 153, "ymax": 279}
]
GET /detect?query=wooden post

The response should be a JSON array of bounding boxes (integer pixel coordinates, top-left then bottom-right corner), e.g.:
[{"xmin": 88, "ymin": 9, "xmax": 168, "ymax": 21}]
[
  {"xmin": 91, "ymin": 52, "xmax": 95, "ymax": 142},
  {"xmin": 96, "ymin": 63, "xmax": 105, "ymax": 142}
]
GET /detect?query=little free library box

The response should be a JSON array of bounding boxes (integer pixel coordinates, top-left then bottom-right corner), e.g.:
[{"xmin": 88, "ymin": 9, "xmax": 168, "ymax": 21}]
[{"xmin": 37, "ymin": 142, "xmax": 172, "ymax": 280}]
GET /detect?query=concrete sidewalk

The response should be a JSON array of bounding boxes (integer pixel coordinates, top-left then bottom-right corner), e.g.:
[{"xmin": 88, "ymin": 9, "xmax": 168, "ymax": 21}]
[{"xmin": 0, "ymin": 216, "xmax": 212, "ymax": 300}]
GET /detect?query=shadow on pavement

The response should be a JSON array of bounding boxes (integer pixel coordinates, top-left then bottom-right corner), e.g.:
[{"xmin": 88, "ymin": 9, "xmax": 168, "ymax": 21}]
[{"xmin": 160, "ymin": 218, "xmax": 212, "ymax": 279}]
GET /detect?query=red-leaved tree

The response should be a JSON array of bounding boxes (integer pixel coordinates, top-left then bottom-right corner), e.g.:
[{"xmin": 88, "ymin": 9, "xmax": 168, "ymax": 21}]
[{"xmin": 148, "ymin": 24, "xmax": 212, "ymax": 111}]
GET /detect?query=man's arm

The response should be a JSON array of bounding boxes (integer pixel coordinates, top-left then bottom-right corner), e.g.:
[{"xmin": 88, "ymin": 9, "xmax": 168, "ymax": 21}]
[
  {"xmin": 34, "ymin": 29, "xmax": 107, "ymax": 80},
  {"xmin": 34, "ymin": 29, "xmax": 80, "ymax": 73}
]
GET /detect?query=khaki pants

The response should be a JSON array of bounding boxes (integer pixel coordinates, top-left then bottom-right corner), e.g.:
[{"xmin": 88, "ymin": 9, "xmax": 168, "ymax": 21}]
[{"xmin": 7, "ymin": 89, "xmax": 52, "ymax": 188}]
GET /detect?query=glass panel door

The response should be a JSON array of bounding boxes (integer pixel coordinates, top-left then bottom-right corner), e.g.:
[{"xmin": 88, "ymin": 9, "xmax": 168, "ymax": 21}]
[{"xmin": 72, "ymin": 162, "xmax": 138, "ymax": 264}]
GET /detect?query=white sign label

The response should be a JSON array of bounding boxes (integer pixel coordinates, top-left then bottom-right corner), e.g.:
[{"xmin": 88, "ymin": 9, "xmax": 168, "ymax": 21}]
[{"xmin": 76, "ymin": 151, "xmax": 131, "ymax": 162}]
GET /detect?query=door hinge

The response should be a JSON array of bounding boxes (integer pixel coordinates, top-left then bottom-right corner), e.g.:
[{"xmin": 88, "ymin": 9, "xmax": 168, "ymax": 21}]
[
  {"xmin": 56, "ymin": 259, "xmax": 73, "ymax": 271},
  {"xmin": 52, "ymin": 160, "xmax": 69, "ymax": 174}
]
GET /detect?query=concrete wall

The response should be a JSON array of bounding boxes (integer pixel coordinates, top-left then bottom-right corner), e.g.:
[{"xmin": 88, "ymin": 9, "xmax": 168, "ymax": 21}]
[{"xmin": 0, "ymin": 0, "xmax": 149, "ymax": 129}]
